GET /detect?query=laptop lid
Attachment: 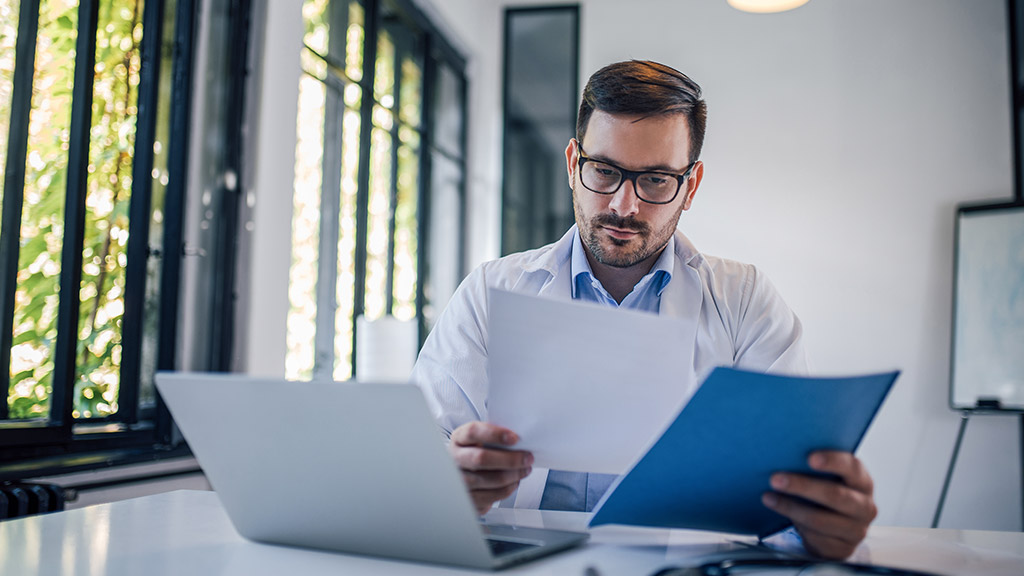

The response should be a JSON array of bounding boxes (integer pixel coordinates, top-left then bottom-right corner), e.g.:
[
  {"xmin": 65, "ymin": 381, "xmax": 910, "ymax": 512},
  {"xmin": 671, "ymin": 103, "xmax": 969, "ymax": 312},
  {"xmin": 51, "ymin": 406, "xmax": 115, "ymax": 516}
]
[{"xmin": 155, "ymin": 373, "xmax": 585, "ymax": 570}]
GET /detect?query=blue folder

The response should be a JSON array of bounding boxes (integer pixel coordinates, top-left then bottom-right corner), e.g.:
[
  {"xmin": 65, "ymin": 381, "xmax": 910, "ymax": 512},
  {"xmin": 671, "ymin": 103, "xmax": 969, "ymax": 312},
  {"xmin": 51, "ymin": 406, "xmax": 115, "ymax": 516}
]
[{"xmin": 588, "ymin": 367, "xmax": 899, "ymax": 538}]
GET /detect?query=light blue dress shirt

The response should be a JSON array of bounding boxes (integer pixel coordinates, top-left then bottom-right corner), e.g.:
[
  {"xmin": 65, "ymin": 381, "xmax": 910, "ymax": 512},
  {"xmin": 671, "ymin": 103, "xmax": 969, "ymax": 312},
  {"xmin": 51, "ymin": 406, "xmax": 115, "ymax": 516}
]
[{"xmin": 539, "ymin": 230, "xmax": 676, "ymax": 512}]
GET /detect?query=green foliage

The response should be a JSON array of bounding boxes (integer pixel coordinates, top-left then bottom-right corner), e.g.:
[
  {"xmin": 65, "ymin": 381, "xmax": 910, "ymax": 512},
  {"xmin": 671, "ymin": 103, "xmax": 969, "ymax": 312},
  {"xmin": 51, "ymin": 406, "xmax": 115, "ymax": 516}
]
[{"xmin": 5, "ymin": 0, "xmax": 144, "ymax": 420}]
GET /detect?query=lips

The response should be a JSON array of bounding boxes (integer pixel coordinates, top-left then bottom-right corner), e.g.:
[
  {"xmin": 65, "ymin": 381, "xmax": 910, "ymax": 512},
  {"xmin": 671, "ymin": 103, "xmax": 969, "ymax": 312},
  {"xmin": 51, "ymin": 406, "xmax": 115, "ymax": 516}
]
[{"xmin": 601, "ymin": 225, "xmax": 641, "ymax": 240}]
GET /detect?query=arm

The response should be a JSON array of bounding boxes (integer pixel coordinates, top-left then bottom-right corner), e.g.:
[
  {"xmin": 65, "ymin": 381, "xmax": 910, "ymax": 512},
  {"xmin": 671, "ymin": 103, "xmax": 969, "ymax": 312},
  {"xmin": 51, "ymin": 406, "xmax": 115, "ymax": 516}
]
[{"xmin": 409, "ymin": 266, "xmax": 534, "ymax": 512}]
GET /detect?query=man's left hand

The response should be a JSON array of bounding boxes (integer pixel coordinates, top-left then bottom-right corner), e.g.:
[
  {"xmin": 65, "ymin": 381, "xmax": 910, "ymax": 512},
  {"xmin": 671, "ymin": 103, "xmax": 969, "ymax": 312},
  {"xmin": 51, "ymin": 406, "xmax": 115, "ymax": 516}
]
[{"xmin": 761, "ymin": 450, "xmax": 877, "ymax": 560}]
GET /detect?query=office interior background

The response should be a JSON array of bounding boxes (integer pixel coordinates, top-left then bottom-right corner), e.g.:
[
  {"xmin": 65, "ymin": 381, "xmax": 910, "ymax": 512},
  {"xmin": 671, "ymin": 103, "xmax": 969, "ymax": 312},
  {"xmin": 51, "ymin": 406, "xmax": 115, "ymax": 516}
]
[{"xmin": 0, "ymin": 0, "xmax": 1019, "ymax": 533}]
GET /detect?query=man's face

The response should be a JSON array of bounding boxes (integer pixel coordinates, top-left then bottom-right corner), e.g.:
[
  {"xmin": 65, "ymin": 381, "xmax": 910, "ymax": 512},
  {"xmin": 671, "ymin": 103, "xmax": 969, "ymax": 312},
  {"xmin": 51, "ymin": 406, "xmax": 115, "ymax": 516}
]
[{"xmin": 566, "ymin": 110, "xmax": 704, "ymax": 270}]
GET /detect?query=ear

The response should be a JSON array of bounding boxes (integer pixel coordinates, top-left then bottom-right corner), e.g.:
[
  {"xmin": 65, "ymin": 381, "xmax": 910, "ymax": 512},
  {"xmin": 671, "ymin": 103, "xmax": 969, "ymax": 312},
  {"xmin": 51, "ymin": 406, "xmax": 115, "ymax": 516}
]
[
  {"xmin": 681, "ymin": 161, "xmax": 704, "ymax": 211},
  {"xmin": 565, "ymin": 138, "xmax": 578, "ymax": 188}
]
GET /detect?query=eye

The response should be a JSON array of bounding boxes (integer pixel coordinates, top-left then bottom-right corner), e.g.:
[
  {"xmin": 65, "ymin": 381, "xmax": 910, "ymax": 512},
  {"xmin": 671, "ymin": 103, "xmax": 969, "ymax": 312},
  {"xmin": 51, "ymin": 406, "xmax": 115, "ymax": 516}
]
[{"xmin": 641, "ymin": 174, "xmax": 671, "ymax": 186}]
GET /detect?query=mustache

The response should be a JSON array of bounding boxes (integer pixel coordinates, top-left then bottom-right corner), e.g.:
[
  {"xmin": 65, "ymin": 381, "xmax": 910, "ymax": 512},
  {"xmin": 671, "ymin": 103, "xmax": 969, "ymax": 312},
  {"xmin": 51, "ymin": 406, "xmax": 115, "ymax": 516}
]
[{"xmin": 592, "ymin": 213, "xmax": 649, "ymax": 234}]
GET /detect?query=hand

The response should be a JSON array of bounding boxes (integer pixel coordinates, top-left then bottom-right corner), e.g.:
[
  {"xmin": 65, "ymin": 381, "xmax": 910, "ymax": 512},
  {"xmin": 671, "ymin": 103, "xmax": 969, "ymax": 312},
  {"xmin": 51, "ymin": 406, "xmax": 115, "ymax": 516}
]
[
  {"xmin": 449, "ymin": 421, "xmax": 534, "ymax": 515},
  {"xmin": 761, "ymin": 450, "xmax": 878, "ymax": 560}
]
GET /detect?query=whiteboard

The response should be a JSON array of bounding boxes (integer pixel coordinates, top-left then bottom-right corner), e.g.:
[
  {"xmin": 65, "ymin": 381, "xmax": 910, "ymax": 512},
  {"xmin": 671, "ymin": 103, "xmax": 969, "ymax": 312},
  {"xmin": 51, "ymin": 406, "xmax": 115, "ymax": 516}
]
[{"xmin": 951, "ymin": 204, "xmax": 1024, "ymax": 411}]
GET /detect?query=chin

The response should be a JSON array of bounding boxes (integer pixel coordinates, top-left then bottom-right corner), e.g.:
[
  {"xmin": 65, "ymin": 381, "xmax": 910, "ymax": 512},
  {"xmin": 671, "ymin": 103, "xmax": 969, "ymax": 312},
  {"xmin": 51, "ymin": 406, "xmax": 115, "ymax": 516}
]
[{"xmin": 598, "ymin": 247, "xmax": 649, "ymax": 269}]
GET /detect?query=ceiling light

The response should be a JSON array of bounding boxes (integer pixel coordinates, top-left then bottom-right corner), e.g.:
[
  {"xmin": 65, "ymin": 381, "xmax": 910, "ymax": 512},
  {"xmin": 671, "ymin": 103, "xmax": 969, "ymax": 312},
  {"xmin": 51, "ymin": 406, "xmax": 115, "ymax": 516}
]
[{"xmin": 728, "ymin": 0, "xmax": 811, "ymax": 13}]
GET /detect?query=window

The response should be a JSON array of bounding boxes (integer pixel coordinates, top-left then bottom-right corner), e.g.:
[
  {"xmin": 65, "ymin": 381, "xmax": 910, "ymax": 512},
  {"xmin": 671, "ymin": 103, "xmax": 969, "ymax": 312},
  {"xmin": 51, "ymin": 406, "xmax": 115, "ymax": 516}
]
[
  {"xmin": 502, "ymin": 5, "xmax": 579, "ymax": 254},
  {"xmin": 288, "ymin": 0, "xmax": 468, "ymax": 381},
  {"xmin": 0, "ymin": 0, "xmax": 196, "ymax": 464}
]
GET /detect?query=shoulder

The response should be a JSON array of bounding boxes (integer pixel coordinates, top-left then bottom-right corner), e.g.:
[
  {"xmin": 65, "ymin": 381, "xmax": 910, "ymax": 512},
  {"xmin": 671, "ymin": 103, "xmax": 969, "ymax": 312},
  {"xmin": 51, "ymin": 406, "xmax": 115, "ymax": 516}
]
[
  {"xmin": 469, "ymin": 227, "xmax": 575, "ymax": 291},
  {"xmin": 476, "ymin": 244, "xmax": 562, "ymax": 284},
  {"xmin": 698, "ymin": 254, "xmax": 787, "ymax": 312}
]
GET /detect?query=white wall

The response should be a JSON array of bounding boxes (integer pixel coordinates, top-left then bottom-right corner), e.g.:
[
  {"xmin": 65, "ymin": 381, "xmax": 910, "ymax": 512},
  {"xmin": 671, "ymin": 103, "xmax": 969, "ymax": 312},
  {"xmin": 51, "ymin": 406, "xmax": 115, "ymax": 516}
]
[
  {"xmin": 241, "ymin": 0, "xmax": 302, "ymax": 377},
  {"xmin": 426, "ymin": 0, "xmax": 1019, "ymax": 530}
]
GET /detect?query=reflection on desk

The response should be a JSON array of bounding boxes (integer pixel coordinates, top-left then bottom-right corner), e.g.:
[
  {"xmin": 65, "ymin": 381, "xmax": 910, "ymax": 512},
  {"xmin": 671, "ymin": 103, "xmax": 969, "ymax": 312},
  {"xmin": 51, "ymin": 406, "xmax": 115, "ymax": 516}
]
[{"xmin": 0, "ymin": 490, "xmax": 1021, "ymax": 576}]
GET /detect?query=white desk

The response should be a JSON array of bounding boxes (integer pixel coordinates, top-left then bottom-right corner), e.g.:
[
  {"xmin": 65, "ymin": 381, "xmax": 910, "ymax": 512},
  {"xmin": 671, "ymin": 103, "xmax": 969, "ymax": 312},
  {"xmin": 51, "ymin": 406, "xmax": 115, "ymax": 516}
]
[{"xmin": 1, "ymin": 490, "xmax": 1022, "ymax": 575}]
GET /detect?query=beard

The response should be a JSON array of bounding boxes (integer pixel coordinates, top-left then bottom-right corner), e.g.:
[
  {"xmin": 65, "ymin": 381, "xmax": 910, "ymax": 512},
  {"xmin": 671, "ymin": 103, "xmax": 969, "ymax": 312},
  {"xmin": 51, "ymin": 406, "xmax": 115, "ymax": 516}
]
[{"xmin": 572, "ymin": 183, "xmax": 684, "ymax": 269}]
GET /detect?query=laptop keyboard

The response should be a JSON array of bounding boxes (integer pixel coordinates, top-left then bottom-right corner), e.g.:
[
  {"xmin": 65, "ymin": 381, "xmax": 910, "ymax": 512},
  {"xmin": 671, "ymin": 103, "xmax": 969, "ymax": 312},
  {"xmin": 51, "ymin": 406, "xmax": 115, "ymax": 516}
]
[{"xmin": 487, "ymin": 538, "xmax": 540, "ymax": 556}]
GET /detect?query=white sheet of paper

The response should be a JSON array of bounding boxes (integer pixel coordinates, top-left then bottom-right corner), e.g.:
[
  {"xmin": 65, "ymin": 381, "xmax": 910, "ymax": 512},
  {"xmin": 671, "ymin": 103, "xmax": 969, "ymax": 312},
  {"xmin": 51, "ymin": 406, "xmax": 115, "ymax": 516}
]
[{"xmin": 487, "ymin": 289, "xmax": 693, "ymax": 474}]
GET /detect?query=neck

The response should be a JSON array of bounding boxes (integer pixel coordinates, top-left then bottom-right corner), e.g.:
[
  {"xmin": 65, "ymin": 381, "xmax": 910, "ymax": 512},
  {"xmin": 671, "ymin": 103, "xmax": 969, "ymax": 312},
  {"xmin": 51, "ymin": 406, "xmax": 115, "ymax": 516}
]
[{"xmin": 584, "ymin": 246, "xmax": 665, "ymax": 304}]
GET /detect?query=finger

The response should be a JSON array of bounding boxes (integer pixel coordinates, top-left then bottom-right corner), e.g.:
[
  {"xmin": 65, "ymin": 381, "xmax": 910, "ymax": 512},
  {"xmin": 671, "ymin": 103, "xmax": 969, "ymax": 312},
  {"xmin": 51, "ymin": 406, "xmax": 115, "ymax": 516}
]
[
  {"xmin": 808, "ymin": 451, "xmax": 873, "ymax": 494},
  {"xmin": 453, "ymin": 445, "xmax": 534, "ymax": 472},
  {"xmin": 471, "ymin": 484, "xmax": 520, "ymax": 515},
  {"xmin": 762, "ymin": 492, "xmax": 869, "ymax": 547},
  {"xmin": 462, "ymin": 467, "xmax": 533, "ymax": 490},
  {"xmin": 793, "ymin": 524, "xmax": 862, "ymax": 560},
  {"xmin": 451, "ymin": 421, "xmax": 519, "ymax": 448},
  {"xmin": 769, "ymin": 473, "xmax": 877, "ymax": 521}
]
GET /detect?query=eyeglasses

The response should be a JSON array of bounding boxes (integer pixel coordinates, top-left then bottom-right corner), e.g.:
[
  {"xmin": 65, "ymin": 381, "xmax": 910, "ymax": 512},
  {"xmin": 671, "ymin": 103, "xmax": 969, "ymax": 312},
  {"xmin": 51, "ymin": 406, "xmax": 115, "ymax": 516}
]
[{"xmin": 575, "ymin": 140, "xmax": 696, "ymax": 205}]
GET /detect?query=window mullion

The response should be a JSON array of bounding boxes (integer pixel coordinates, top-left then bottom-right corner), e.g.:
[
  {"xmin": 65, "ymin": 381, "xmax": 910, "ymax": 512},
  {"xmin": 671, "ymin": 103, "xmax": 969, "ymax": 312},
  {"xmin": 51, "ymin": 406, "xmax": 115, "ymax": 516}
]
[
  {"xmin": 50, "ymin": 0, "xmax": 101, "ymax": 428},
  {"xmin": 207, "ymin": 0, "xmax": 252, "ymax": 371},
  {"xmin": 312, "ymin": 0, "xmax": 349, "ymax": 380},
  {"xmin": 120, "ymin": 0, "xmax": 168, "ymax": 425},
  {"xmin": 457, "ymin": 72, "xmax": 468, "ymax": 280},
  {"xmin": 313, "ymin": 90, "xmax": 344, "ymax": 380},
  {"xmin": 384, "ymin": 31, "xmax": 402, "ymax": 318},
  {"xmin": 414, "ymin": 39, "xmax": 435, "ymax": 347},
  {"xmin": 155, "ymin": 0, "xmax": 199, "ymax": 441},
  {"xmin": 0, "ymin": 0, "xmax": 41, "ymax": 422},
  {"xmin": 351, "ymin": 0, "xmax": 380, "ymax": 379}
]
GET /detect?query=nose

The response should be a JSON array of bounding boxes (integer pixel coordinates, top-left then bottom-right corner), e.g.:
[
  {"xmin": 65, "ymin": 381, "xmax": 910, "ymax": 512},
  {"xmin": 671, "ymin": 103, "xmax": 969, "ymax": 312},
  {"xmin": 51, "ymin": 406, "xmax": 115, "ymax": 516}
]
[{"xmin": 607, "ymin": 176, "xmax": 641, "ymax": 218}]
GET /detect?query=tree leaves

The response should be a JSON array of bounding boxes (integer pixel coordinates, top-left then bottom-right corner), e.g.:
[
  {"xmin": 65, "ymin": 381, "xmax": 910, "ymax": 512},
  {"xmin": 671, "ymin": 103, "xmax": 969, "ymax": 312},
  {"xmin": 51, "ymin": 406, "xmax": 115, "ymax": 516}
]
[{"xmin": 6, "ymin": 0, "xmax": 144, "ymax": 420}]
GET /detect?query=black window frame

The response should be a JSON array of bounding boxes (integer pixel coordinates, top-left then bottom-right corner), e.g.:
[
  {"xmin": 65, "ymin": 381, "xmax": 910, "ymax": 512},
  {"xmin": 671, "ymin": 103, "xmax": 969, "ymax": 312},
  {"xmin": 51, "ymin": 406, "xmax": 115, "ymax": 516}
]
[
  {"xmin": 0, "ymin": 0, "xmax": 468, "ymax": 478},
  {"xmin": 501, "ymin": 4, "xmax": 580, "ymax": 255},
  {"xmin": 1010, "ymin": 0, "xmax": 1024, "ymax": 202},
  {"xmin": 0, "ymin": 0, "xmax": 206, "ymax": 476},
  {"xmin": 294, "ymin": 0, "xmax": 470, "ymax": 381}
]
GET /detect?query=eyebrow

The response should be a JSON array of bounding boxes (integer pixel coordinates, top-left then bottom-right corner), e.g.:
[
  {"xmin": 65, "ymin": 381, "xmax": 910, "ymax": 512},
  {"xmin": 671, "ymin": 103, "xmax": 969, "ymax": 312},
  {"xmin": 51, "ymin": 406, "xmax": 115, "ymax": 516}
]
[{"xmin": 586, "ymin": 152, "xmax": 686, "ymax": 174}]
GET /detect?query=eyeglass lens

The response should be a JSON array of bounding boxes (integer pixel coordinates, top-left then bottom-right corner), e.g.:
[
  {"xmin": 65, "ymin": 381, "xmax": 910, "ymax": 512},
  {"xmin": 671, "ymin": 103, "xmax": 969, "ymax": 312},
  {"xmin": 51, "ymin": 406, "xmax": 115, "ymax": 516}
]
[{"xmin": 580, "ymin": 160, "xmax": 680, "ymax": 203}]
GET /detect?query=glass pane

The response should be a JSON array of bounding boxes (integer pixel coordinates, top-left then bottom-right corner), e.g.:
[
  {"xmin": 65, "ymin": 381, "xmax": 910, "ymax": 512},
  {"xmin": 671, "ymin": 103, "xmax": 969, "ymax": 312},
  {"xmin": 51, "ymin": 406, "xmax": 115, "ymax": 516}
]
[
  {"xmin": 73, "ymin": 0, "xmax": 148, "ymax": 419},
  {"xmin": 346, "ymin": 1, "xmax": 363, "ymax": 82},
  {"xmin": 7, "ymin": 0, "xmax": 80, "ymax": 420},
  {"xmin": 425, "ymin": 151, "xmax": 462, "ymax": 331},
  {"xmin": 0, "ymin": 0, "xmax": 20, "ymax": 229},
  {"xmin": 300, "ymin": 47, "xmax": 328, "ymax": 82},
  {"xmin": 371, "ymin": 102, "xmax": 392, "ymax": 131},
  {"xmin": 138, "ymin": 0, "xmax": 178, "ymax": 409},
  {"xmin": 433, "ymin": 62, "xmax": 464, "ymax": 158},
  {"xmin": 398, "ymin": 54, "xmax": 421, "ymax": 127},
  {"xmin": 303, "ymin": 0, "xmax": 329, "ymax": 55},
  {"xmin": 333, "ymin": 98, "xmax": 360, "ymax": 380},
  {"xmin": 392, "ymin": 131, "xmax": 418, "ymax": 321},
  {"xmin": 373, "ymin": 30, "xmax": 393, "ymax": 109},
  {"xmin": 503, "ymin": 8, "xmax": 577, "ymax": 254},
  {"xmin": 286, "ymin": 74, "xmax": 326, "ymax": 381},
  {"xmin": 363, "ymin": 126, "xmax": 391, "ymax": 320}
]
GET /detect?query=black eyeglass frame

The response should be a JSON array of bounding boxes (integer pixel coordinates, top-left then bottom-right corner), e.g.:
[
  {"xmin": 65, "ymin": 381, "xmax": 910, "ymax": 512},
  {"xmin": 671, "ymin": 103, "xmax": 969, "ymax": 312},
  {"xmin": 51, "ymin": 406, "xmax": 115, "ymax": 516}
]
[{"xmin": 574, "ymin": 139, "xmax": 697, "ymax": 205}]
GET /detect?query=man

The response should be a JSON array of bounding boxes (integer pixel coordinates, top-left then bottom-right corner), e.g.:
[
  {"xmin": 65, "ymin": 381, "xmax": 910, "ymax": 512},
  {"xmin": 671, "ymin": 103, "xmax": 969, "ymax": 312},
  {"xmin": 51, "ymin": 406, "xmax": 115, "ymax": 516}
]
[{"xmin": 410, "ymin": 60, "xmax": 877, "ymax": 560}]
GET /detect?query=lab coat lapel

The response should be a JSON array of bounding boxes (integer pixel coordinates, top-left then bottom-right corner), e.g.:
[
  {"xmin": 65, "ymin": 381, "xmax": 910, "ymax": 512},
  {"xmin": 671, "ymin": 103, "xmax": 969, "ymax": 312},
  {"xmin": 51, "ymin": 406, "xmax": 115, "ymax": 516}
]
[{"xmin": 659, "ymin": 241, "xmax": 702, "ymax": 398}]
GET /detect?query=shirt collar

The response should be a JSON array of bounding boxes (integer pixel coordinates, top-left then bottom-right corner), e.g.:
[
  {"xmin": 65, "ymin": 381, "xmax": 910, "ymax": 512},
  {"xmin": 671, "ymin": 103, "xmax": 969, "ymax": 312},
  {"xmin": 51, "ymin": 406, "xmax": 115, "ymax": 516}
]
[{"xmin": 570, "ymin": 228, "xmax": 676, "ymax": 299}]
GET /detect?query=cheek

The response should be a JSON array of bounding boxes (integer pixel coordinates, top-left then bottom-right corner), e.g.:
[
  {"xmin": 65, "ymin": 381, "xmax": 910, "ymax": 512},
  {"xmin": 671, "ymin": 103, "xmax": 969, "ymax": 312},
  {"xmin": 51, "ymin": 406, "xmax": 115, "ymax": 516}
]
[{"xmin": 573, "ymin": 191, "xmax": 604, "ymax": 221}]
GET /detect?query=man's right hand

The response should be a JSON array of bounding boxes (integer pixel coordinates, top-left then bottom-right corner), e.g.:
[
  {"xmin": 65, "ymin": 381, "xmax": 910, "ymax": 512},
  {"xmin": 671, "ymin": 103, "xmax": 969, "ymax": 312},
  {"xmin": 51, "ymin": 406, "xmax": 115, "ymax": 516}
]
[{"xmin": 449, "ymin": 421, "xmax": 534, "ymax": 515}]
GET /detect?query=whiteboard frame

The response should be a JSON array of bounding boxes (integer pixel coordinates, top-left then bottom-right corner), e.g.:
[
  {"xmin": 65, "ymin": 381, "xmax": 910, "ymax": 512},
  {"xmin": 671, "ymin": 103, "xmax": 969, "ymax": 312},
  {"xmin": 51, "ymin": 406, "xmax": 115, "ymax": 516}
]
[{"xmin": 950, "ymin": 201, "xmax": 1024, "ymax": 413}]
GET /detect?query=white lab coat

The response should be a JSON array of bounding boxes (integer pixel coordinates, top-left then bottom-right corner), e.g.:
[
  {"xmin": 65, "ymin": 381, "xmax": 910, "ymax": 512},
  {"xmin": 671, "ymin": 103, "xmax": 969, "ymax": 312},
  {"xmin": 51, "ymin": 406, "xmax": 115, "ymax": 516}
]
[{"xmin": 410, "ymin": 226, "xmax": 808, "ymax": 508}]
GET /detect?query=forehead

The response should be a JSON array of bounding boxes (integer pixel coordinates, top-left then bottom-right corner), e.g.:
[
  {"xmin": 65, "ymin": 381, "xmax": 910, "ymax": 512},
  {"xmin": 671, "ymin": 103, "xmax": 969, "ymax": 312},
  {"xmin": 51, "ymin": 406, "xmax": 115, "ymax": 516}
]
[{"xmin": 581, "ymin": 110, "xmax": 691, "ymax": 171}]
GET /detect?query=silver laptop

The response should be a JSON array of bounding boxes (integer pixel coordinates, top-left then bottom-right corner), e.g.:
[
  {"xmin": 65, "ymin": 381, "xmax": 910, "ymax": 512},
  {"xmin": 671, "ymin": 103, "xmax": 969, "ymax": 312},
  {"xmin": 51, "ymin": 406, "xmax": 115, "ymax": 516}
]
[{"xmin": 155, "ymin": 372, "xmax": 588, "ymax": 570}]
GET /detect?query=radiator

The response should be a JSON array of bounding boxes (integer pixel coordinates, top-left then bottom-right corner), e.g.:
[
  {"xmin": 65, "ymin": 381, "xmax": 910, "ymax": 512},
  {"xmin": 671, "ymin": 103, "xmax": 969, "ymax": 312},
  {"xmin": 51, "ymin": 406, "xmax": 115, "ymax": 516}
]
[{"xmin": 0, "ymin": 482, "xmax": 66, "ymax": 520}]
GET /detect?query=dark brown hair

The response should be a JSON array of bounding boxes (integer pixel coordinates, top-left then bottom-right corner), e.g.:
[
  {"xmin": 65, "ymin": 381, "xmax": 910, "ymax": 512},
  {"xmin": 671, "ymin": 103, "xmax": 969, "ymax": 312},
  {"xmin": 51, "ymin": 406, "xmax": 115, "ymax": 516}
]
[{"xmin": 576, "ymin": 60, "xmax": 707, "ymax": 165}]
